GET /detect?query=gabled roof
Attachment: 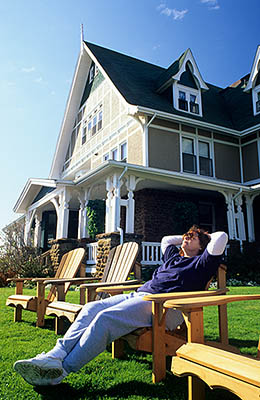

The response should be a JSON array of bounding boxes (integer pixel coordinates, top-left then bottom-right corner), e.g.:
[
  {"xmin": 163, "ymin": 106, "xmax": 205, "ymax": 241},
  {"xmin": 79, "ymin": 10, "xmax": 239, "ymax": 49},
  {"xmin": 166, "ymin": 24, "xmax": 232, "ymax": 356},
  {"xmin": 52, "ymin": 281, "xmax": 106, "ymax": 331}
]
[
  {"xmin": 84, "ymin": 42, "xmax": 240, "ymax": 130},
  {"xmin": 244, "ymin": 45, "xmax": 260, "ymax": 91}
]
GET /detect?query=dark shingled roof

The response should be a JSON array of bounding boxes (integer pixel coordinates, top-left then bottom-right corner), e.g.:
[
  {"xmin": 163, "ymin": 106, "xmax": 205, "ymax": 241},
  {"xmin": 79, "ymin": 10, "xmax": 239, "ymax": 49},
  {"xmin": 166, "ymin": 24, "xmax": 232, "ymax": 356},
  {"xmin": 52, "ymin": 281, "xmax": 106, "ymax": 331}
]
[{"xmin": 85, "ymin": 41, "xmax": 260, "ymax": 132}]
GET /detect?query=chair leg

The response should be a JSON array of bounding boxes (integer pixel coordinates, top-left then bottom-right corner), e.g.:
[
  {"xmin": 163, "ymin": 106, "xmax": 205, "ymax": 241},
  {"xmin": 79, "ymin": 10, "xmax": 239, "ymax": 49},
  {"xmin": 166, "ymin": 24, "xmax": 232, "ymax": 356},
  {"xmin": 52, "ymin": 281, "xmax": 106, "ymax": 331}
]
[
  {"xmin": 112, "ymin": 339, "xmax": 125, "ymax": 359},
  {"xmin": 55, "ymin": 317, "xmax": 65, "ymax": 335},
  {"xmin": 188, "ymin": 376, "xmax": 205, "ymax": 400},
  {"xmin": 14, "ymin": 305, "xmax": 22, "ymax": 322}
]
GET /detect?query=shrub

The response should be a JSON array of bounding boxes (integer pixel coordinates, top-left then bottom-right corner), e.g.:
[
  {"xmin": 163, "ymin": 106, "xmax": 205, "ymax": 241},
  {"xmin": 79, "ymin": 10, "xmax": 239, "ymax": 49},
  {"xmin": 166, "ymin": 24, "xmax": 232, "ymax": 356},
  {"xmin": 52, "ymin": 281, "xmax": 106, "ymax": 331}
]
[
  {"xmin": 86, "ymin": 200, "xmax": 105, "ymax": 239},
  {"xmin": 0, "ymin": 221, "xmax": 49, "ymax": 286}
]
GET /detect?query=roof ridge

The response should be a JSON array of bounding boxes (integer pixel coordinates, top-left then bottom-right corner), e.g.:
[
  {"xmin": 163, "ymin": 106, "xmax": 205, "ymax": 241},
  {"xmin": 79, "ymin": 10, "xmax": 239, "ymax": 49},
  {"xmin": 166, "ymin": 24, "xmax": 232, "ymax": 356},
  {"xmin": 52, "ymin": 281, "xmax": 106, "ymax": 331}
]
[{"xmin": 84, "ymin": 41, "xmax": 165, "ymax": 71}]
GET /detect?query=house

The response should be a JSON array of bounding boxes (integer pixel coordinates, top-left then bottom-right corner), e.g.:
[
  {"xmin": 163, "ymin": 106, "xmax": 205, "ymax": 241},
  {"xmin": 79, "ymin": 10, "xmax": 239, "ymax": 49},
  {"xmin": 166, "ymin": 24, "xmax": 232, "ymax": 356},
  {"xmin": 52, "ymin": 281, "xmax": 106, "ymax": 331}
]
[{"xmin": 13, "ymin": 37, "xmax": 260, "ymax": 251}]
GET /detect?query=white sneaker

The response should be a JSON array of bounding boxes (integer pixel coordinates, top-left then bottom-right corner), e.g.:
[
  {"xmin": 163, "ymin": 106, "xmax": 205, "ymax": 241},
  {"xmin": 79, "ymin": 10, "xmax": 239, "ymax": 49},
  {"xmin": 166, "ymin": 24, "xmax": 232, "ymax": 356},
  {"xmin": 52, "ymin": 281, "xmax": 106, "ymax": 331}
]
[{"xmin": 14, "ymin": 352, "xmax": 64, "ymax": 386}]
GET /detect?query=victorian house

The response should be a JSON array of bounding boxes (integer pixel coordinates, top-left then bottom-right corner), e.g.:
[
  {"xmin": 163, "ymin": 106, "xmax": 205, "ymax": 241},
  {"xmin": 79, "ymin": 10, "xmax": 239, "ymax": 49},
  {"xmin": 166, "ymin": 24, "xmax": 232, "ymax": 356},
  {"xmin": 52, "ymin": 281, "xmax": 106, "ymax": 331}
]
[{"xmin": 13, "ymin": 39, "xmax": 260, "ymax": 251}]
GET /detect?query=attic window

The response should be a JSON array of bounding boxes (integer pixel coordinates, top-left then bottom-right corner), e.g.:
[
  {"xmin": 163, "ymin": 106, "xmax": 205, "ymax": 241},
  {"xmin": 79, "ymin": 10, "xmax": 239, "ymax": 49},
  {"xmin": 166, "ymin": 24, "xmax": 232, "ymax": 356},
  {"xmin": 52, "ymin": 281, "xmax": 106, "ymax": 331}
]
[
  {"xmin": 178, "ymin": 90, "xmax": 200, "ymax": 114},
  {"xmin": 89, "ymin": 64, "xmax": 99, "ymax": 83},
  {"xmin": 256, "ymin": 91, "xmax": 260, "ymax": 113}
]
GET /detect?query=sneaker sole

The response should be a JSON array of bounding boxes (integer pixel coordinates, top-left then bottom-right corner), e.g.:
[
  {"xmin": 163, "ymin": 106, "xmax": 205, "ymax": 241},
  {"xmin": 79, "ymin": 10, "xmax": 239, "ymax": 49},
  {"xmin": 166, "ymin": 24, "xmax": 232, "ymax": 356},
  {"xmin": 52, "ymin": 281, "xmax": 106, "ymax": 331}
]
[{"xmin": 14, "ymin": 361, "xmax": 63, "ymax": 386}]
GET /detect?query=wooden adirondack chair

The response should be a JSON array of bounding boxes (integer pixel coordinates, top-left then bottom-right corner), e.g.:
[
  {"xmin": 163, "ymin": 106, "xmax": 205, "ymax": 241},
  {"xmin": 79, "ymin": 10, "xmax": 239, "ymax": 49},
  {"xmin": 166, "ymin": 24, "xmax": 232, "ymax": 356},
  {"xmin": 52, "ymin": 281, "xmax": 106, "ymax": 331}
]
[
  {"xmin": 44, "ymin": 241, "xmax": 140, "ymax": 334},
  {"xmin": 95, "ymin": 264, "xmax": 229, "ymax": 383},
  {"xmin": 6, "ymin": 247, "xmax": 86, "ymax": 327}
]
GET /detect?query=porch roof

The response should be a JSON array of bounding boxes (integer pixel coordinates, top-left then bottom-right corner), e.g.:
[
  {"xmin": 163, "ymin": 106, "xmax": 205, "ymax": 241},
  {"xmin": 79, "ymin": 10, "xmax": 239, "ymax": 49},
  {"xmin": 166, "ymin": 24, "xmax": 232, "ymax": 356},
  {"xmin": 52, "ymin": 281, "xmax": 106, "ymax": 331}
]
[{"xmin": 15, "ymin": 162, "xmax": 260, "ymax": 215}]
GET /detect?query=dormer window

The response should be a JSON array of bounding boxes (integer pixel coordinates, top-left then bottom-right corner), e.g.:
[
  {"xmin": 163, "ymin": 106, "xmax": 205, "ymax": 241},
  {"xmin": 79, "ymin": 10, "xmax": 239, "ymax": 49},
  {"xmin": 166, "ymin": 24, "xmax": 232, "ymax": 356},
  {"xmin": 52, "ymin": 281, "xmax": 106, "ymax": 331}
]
[
  {"xmin": 256, "ymin": 90, "xmax": 260, "ymax": 113},
  {"xmin": 176, "ymin": 86, "xmax": 201, "ymax": 115},
  {"xmin": 178, "ymin": 91, "xmax": 188, "ymax": 111}
]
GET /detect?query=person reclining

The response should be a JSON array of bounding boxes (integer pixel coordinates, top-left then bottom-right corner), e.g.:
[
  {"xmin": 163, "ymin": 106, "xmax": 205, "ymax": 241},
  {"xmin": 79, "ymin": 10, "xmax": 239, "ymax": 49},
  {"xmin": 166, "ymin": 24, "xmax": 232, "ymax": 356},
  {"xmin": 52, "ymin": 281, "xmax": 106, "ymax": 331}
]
[{"xmin": 14, "ymin": 226, "xmax": 228, "ymax": 386}]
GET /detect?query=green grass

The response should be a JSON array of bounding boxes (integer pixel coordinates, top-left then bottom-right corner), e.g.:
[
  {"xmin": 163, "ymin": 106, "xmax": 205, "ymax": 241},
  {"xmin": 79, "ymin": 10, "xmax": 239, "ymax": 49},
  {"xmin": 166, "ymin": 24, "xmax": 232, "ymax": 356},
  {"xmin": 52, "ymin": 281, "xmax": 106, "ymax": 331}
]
[{"xmin": 1, "ymin": 286, "xmax": 260, "ymax": 400}]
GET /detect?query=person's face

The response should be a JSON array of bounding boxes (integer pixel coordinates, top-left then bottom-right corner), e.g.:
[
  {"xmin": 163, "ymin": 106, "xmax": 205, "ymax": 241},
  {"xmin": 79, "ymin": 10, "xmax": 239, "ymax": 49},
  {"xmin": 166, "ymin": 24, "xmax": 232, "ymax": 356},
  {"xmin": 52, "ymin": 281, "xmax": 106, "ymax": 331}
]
[{"xmin": 181, "ymin": 232, "xmax": 201, "ymax": 256}]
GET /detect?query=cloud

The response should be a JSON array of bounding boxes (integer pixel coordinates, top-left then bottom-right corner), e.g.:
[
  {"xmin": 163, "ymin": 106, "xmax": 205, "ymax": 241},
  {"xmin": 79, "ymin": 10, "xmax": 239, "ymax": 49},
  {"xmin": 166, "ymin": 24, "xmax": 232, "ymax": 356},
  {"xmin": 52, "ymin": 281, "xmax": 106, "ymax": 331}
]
[
  {"xmin": 21, "ymin": 66, "xmax": 35, "ymax": 73},
  {"xmin": 34, "ymin": 77, "xmax": 43, "ymax": 83},
  {"xmin": 200, "ymin": 0, "xmax": 220, "ymax": 10},
  {"xmin": 158, "ymin": 4, "xmax": 188, "ymax": 20},
  {"xmin": 153, "ymin": 44, "xmax": 161, "ymax": 51}
]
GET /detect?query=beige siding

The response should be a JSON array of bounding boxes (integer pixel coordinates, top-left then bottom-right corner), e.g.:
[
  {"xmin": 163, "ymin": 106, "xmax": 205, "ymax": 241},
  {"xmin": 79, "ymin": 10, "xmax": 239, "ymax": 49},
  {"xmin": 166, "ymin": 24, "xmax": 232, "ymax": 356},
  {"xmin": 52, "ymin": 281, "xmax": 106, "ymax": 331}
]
[
  {"xmin": 214, "ymin": 143, "xmax": 241, "ymax": 182},
  {"xmin": 148, "ymin": 128, "xmax": 180, "ymax": 171},
  {"xmin": 128, "ymin": 128, "xmax": 143, "ymax": 165},
  {"xmin": 242, "ymin": 141, "xmax": 260, "ymax": 182}
]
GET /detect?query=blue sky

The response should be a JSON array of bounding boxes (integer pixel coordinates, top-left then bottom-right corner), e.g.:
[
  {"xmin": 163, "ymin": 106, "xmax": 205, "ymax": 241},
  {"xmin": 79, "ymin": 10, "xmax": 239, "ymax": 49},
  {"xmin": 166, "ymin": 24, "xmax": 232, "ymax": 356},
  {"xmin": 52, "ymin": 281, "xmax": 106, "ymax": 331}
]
[{"xmin": 0, "ymin": 0, "xmax": 259, "ymax": 230}]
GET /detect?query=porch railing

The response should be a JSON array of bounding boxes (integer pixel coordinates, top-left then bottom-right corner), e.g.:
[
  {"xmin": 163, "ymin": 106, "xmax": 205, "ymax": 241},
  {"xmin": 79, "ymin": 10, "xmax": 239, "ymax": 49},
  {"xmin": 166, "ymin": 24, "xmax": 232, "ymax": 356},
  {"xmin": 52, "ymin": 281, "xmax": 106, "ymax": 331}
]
[{"xmin": 85, "ymin": 241, "xmax": 162, "ymax": 273}]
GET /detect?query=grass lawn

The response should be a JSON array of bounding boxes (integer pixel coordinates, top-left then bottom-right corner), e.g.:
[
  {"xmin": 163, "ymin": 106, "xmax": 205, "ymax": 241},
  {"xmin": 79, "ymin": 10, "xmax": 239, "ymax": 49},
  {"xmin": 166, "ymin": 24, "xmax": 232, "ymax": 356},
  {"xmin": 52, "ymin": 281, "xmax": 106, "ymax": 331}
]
[{"xmin": 1, "ymin": 286, "xmax": 260, "ymax": 400}]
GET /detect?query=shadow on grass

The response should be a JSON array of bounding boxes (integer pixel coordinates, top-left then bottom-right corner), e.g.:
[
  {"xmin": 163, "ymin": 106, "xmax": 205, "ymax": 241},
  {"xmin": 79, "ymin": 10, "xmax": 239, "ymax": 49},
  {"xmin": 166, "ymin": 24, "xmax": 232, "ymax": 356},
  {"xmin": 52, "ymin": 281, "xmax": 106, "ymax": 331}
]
[
  {"xmin": 34, "ymin": 375, "xmax": 239, "ymax": 400},
  {"xmin": 35, "ymin": 375, "xmax": 188, "ymax": 400}
]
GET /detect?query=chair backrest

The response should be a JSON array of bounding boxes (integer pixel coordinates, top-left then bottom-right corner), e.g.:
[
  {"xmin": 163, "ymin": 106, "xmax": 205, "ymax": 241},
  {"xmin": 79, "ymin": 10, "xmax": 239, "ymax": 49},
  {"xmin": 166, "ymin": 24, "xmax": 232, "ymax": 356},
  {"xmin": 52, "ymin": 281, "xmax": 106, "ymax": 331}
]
[
  {"xmin": 47, "ymin": 247, "xmax": 86, "ymax": 302},
  {"xmin": 97, "ymin": 241, "xmax": 139, "ymax": 299}
]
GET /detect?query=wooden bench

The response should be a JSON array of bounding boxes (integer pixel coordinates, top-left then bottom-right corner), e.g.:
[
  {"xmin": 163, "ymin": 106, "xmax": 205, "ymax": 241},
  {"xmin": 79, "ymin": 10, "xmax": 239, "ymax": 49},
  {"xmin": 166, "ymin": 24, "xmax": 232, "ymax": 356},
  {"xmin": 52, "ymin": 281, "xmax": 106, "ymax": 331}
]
[{"xmin": 172, "ymin": 342, "xmax": 260, "ymax": 400}]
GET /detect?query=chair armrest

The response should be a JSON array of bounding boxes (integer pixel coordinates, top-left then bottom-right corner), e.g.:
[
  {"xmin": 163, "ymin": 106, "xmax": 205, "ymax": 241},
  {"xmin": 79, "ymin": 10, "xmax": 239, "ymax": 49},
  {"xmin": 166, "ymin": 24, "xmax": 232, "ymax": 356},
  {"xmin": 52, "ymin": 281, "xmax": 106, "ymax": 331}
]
[
  {"xmin": 79, "ymin": 279, "xmax": 141, "ymax": 290},
  {"xmin": 96, "ymin": 284, "xmax": 143, "ymax": 294},
  {"xmin": 43, "ymin": 277, "xmax": 100, "ymax": 285},
  {"xmin": 7, "ymin": 277, "xmax": 35, "ymax": 282},
  {"xmin": 142, "ymin": 288, "xmax": 229, "ymax": 304}
]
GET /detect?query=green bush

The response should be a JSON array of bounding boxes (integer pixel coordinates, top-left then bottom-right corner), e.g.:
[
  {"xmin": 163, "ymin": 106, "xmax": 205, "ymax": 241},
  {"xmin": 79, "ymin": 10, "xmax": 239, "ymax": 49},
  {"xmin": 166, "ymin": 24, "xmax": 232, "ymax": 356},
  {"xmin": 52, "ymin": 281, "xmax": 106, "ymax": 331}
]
[
  {"xmin": 0, "ymin": 222, "xmax": 49, "ymax": 286},
  {"xmin": 226, "ymin": 242, "xmax": 260, "ymax": 284},
  {"xmin": 86, "ymin": 200, "xmax": 105, "ymax": 239}
]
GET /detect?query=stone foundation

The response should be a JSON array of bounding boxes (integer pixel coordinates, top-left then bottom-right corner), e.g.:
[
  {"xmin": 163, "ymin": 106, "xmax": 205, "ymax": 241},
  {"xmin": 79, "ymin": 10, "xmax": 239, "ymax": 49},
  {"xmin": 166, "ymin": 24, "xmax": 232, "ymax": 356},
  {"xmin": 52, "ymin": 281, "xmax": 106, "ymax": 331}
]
[{"xmin": 48, "ymin": 238, "xmax": 94, "ymax": 273}]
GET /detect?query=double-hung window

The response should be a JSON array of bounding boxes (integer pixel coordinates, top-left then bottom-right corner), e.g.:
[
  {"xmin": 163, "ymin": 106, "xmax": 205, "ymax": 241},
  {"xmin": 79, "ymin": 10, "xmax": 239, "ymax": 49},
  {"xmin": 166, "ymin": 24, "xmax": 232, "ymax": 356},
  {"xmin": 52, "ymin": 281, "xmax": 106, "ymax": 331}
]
[
  {"xmin": 120, "ymin": 142, "xmax": 127, "ymax": 162},
  {"xmin": 182, "ymin": 136, "xmax": 213, "ymax": 177},
  {"xmin": 198, "ymin": 141, "xmax": 213, "ymax": 176},
  {"xmin": 182, "ymin": 137, "xmax": 197, "ymax": 173}
]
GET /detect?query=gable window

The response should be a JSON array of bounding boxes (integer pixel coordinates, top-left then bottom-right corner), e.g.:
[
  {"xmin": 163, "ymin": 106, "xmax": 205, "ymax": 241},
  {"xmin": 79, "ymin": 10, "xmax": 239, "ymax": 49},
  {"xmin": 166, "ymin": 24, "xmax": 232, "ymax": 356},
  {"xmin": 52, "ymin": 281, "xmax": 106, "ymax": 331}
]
[
  {"xmin": 89, "ymin": 66, "xmax": 95, "ymax": 83},
  {"xmin": 120, "ymin": 142, "xmax": 127, "ymax": 162},
  {"xmin": 98, "ymin": 110, "xmax": 103, "ymax": 131},
  {"xmin": 256, "ymin": 91, "xmax": 260, "ymax": 113},
  {"xmin": 174, "ymin": 82, "xmax": 203, "ymax": 116},
  {"xmin": 190, "ymin": 94, "xmax": 199, "ymax": 114},
  {"xmin": 92, "ymin": 114, "xmax": 97, "ymax": 136},
  {"xmin": 82, "ymin": 126, "xmax": 87, "ymax": 145},
  {"xmin": 182, "ymin": 136, "xmax": 213, "ymax": 177},
  {"xmin": 112, "ymin": 148, "xmax": 118, "ymax": 160}
]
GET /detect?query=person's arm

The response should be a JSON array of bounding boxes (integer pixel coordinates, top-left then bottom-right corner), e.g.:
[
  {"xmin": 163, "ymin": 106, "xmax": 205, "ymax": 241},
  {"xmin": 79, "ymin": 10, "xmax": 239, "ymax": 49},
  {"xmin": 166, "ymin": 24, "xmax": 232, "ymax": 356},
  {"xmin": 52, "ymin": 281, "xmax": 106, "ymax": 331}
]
[
  {"xmin": 207, "ymin": 232, "xmax": 228, "ymax": 256},
  {"xmin": 161, "ymin": 235, "xmax": 183, "ymax": 254}
]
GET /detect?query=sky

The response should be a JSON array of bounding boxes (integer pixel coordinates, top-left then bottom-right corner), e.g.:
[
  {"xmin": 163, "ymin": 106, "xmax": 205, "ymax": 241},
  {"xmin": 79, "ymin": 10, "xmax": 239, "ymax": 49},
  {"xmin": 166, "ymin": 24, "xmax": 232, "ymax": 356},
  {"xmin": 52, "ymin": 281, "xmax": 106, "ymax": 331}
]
[{"xmin": 0, "ymin": 0, "xmax": 259, "ymax": 231}]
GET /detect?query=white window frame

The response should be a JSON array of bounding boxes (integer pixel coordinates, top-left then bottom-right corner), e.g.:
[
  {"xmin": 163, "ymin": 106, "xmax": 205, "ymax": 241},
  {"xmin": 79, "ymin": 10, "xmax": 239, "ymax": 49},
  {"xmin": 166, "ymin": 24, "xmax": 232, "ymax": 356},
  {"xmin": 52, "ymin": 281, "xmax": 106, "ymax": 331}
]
[
  {"xmin": 89, "ymin": 65, "xmax": 95, "ymax": 83},
  {"xmin": 252, "ymin": 84, "xmax": 260, "ymax": 115},
  {"xmin": 181, "ymin": 134, "xmax": 214, "ymax": 177},
  {"xmin": 173, "ymin": 82, "xmax": 203, "ymax": 117},
  {"xmin": 112, "ymin": 148, "xmax": 118, "ymax": 161},
  {"xmin": 120, "ymin": 142, "xmax": 127, "ymax": 162}
]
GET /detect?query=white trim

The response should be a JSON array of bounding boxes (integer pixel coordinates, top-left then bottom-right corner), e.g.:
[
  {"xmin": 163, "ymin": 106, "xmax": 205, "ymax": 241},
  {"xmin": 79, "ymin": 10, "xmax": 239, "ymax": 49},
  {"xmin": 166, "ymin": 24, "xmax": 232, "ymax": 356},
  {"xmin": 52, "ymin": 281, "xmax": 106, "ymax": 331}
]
[
  {"xmin": 136, "ymin": 105, "xmax": 260, "ymax": 137},
  {"xmin": 252, "ymin": 85, "xmax": 260, "ymax": 116},
  {"xmin": 244, "ymin": 45, "xmax": 260, "ymax": 92},
  {"xmin": 173, "ymin": 82, "xmax": 203, "ymax": 117},
  {"xmin": 172, "ymin": 48, "xmax": 209, "ymax": 91}
]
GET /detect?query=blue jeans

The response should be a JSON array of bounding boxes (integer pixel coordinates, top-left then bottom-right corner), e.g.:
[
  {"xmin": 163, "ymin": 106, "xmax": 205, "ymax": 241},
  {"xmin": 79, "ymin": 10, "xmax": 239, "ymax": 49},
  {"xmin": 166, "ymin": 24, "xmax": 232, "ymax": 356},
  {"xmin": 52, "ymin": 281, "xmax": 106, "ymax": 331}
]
[{"xmin": 47, "ymin": 292, "xmax": 183, "ymax": 373}]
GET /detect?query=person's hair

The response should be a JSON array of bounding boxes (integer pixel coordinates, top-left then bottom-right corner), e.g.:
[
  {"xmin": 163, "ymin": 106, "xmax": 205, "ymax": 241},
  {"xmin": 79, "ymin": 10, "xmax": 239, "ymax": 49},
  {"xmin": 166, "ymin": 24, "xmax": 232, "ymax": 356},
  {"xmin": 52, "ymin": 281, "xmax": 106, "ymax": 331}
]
[{"xmin": 179, "ymin": 225, "xmax": 211, "ymax": 256}]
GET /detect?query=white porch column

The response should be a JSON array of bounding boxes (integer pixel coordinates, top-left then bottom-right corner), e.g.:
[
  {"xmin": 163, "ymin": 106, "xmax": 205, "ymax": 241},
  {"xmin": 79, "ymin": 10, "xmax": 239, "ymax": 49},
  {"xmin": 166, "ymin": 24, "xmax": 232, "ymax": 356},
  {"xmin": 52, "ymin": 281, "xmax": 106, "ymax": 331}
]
[
  {"xmin": 24, "ymin": 212, "xmax": 31, "ymax": 246},
  {"xmin": 234, "ymin": 195, "xmax": 246, "ymax": 242},
  {"xmin": 245, "ymin": 194, "xmax": 255, "ymax": 242},
  {"xmin": 125, "ymin": 175, "xmax": 136, "ymax": 233},
  {"xmin": 57, "ymin": 188, "xmax": 71, "ymax": 239},
  {"xmin": 111, "ymin": 173, "xmax": 121, "ymax": 232},
  {"xmin": 221, "ymin": 191, "xmax": 235, "ymax": 240},
  {"xmin": 77, "ymin": 189, "xmax": 90, "ymax": 239},
  {"xmin": 33, "ymin": 211, "xmax": 42, "ymax": 248},
  {"xmin": 24, "ymin": 210, "xmax": 35, "ymax": 246},
  {"xmin": 105, "ymin": 177, "xmax": 113, "ymax": 233}
]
